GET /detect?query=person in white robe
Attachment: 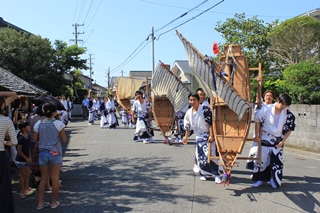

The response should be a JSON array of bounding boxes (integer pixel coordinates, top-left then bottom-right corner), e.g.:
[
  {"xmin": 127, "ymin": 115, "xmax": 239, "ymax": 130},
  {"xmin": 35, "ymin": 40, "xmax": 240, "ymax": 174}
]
[
  {"xmin": 182, "ymin": 93, "xmax": 221, "ymax": 183},
  {"xmin": 99, "ymin": 97, "xmax": 108, "ymax": 128},
  {"xmin": 106, "ymin": 95, "xmax": 118, "ymax": 129},
  {"xmin": 93, "ymin": 97, "xmax": 101, "ymax": 121},
  {"xmin": 174, "ymin": 104, "xmax": 189, "ymax": 143},
  {"xmin": 246, "ymin": 90, "xmax": 275, "ymax": 170},
  {"xmin": 131, "ymin": 91, "xmax": 154, "ymax": 144},
  {"xmin": 252, "ymin": 93, "xmax": 296, "ymax": 188}
]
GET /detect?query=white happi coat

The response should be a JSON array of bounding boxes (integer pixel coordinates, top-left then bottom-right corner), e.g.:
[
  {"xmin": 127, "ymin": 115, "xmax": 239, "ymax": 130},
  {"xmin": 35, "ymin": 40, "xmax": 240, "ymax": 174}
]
[
  {"xmin": 254, "ymin": 104, "xmax": 287, "ymax": 144},
  {"xmin": 184, "ymin": 105, "xmax": 218, "ymax": 175},
  {"xmin": 107, "ymin": 99, "xmax": 117, "ymax": 125},
  {"xmin": 132, "ymin": 99, "xmax": 149, "ymax": 134},
  {"xmin": 184, "ymin": 106, "xmax": 211, "ymax": 139}
]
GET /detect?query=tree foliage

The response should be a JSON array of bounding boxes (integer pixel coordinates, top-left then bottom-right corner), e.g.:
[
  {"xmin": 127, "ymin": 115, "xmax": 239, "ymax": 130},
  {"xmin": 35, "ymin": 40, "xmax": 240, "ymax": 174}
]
[
  {"xmin": 268, "ymin": 16, "xmax": 320, "ymax": 67},
  {"xmin": 215, "ymin": 13, "xmax": 278, "ymax": 70},
  {"xmin": 281, "ymin": 61, "xmax": 320, "ymax": 104},
  {"xmin": 0, "ymin": 28, "xmax": 87, "ymax": 96},
  {"xmin": 0, "ymin": 28, "xmax": 53, "ymax": 89}
]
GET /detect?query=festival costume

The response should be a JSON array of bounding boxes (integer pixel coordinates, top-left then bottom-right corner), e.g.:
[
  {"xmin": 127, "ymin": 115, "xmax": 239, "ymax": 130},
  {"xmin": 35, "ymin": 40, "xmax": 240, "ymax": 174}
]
[
  {"xmin": 132, "ymin": 99, "xmax": 153, "ymax": 141},
  {"xmin": 106, "ymin": 99, "xmax": 118, "ymax": 129},
  {"xmin": 88, "ymin": 99, "xmax": 94, "ymax": 124},
  {"xmin": 174, "ymin": 104, "xmax": 189, "ymax": 142},
  {"xmin": 120, "ymin": 108, "xmax": 129, "ymax": 126},
  {"xmin": 99, "ymin": 101, "xmax": 108, "ymax": 128},
  {"xmin": 184, "ymin": 105, "xmax": 219, "ymax": 177},
  {"xmin": 252, "ymin": 104, "xmax": 295, "ymax": 187},
  {"xmin": 246, "ymin": 103, "xmax": 268, "ymax": 170}
]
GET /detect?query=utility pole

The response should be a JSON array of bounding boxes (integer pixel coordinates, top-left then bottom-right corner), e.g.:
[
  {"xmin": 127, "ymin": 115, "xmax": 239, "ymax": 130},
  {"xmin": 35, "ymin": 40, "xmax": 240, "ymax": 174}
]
[
  {"xmin": 151, "ymin": 27, "xmax": 155, "ymax": 75},
  {"xmin": 70, "ymin": 23, "xmax": 84, "ymax": 44},
  {"xmin": 120, "ymin": 70, "xmax": 124, "ymax": 76},
  {"xmin": 88, "ymin": 54, "xmax": 94, "ymax": 91}
]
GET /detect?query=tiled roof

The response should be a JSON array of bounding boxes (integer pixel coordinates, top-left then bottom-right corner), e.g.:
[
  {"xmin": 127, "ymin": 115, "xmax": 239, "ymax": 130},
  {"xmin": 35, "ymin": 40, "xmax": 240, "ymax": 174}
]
[
  {"xmin": 0, "ymin": 17, "xmax": 32, "ymax": 34},
  {"xmin": 0, "ymin": 67, "xmax": 47, "ymax": 95}
]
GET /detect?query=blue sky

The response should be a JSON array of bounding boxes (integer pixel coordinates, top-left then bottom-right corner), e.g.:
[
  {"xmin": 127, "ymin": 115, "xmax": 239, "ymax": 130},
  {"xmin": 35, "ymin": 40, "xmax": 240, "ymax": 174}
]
[{"xmin": 0, "ymin": 0, "xmax": 318, "ymax": 87}]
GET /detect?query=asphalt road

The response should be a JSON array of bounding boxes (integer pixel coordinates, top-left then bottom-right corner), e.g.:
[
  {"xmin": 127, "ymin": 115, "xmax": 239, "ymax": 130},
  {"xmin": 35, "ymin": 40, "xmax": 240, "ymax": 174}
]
[{"xmin": 12, "ymin": 118, "xmax": 320, "ymax": 213}]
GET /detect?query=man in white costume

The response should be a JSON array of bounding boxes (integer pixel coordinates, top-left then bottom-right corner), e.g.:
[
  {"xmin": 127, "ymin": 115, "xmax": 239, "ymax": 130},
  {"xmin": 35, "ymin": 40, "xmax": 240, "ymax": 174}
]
[
  {"xmin": 182, "ymin": 93, "xmax": 221, "ymax": 183},
  {"xmin": 106, "ymin": 94, "xmax": 118, "ymax": 129},
  {"xmin": 246, "ymin": 90, "xmax": 275, "ymax": 170},
  {"xmin": 99, "ymin": 97, "xmax": 108, "ymax": 128},
  {"xmin": 252, "ymin": 93, "xmax": 295, "ymax": 188},
  {"xmin": 131, "ymin": 91, "xmax": 154, "ymax": 144}
]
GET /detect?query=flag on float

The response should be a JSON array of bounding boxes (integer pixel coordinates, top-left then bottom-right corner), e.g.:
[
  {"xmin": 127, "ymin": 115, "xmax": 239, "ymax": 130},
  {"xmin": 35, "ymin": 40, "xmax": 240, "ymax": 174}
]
[{"xmin": 213, "ymin": 42, "xmax": 219, "ymax": 54}]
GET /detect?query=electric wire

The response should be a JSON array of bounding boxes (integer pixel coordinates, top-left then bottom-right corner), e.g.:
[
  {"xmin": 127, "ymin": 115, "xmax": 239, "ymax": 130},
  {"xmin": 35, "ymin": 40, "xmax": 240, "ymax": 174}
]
[
  {"xmin": 110, "ymin": 0, "xmax": 214, "ymax": 75},
  {"xmin": 84, "ymin": 0, "xmax": 117, "ymax": 43},
  {"xmin": 156, "ymin": 0, "xmax": 224, "ymax": 40},
  {"xmin": 141, "ymin": 0, "xmax": 291, "ymax": 18},
  {"xmin": 72, "ymin": 0, "xmax": 80, "ymax": 24},
  {"xmin": 110, "ymin": 41, "xmax": 151, "ymax": 74},
  {"xmin": 154, "ymin": 0, "xmax": 209, "ymax": 33},
  {"xmin": 82, "ymin": 0, "xmax": 95, "ymax": 24},
  {"xmin": 110, "ymin": 36, "xmax": 150, "ymax": 73},
  {"xmin": 85, "ymin": 0, "xmax": 103, "ymax": 31},
  {"xmin": 77, "ymin": 0, "xmax": 86, "ymax": 23}
]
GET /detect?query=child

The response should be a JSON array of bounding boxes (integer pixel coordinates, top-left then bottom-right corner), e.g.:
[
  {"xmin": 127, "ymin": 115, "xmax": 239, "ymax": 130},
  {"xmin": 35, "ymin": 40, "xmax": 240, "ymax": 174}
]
[
  {"xmin": 120, "ymin": 107, "xmax": 129, "ymax": 126},
  {"xmin": 15, "ymin": 120, "xmax": 35, "ymax": 196},
  {"xmin": 34, "ymin": 102, "xmax": 67, "ymax": 209}
]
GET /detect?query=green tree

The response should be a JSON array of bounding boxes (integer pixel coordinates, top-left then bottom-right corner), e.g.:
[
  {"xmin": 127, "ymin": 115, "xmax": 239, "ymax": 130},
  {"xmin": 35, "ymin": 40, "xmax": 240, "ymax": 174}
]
[
  {"xmin": 215, "ymin": 13, "xmax": 280, "ymax": 100},
  {"xmin": 0, "ymin": 28, "xmax": 88, "ymax": 96},
  {"xmin": 281, "ymin": 61, "xmax": 320, "ymax": 104},
  {"xmin": 52, "ymin": 41, "xmax": 88, "ymax": 97},
  {"xmin": 268, "ymin": 16, "xmax": 320, "ymax": 67},
  {"xmin": 0, "ymin": 28, "xmax": 54, "ymax": 90},
  {"xmin": 215, "ymin": 13, "xmax": 278, "ymax": 70}
]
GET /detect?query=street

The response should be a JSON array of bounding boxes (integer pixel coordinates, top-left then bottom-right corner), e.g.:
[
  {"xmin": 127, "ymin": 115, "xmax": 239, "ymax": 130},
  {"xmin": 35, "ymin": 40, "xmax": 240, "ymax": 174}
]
[{"xmin": 12, "ymin": 118, "xmax": 320, "ymax": 213}]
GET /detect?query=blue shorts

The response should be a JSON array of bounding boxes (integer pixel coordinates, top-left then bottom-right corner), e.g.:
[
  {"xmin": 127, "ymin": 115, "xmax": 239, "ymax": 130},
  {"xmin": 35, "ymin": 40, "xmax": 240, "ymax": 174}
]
[
  {"xmin": 15, "ymin": 161, "xmax": 29, "ymax": 169},
  {"xmin": 39, "ymin": 150, "xmax": 62, "ymax": 166}
]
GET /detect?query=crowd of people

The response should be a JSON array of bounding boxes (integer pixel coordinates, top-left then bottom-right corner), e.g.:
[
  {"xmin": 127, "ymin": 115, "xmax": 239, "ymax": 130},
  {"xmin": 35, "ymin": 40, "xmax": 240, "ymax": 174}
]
[
  {"xmin": 0, "ymin": 85, "xmax": 296, "ymax": 211},
  {"xmin": 0, "ymin": 92, "xmax": 70, "ymax": 211}
]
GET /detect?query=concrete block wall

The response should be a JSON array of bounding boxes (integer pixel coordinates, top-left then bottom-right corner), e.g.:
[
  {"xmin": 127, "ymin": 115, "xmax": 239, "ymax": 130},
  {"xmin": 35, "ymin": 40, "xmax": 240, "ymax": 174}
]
[
  {"xmin": 70, "ymin": 103, "xmax": 319, "ymax": 153},
  {"xmin": 285, "ymin": 104, "xmax": 319, "ymax": 153}
]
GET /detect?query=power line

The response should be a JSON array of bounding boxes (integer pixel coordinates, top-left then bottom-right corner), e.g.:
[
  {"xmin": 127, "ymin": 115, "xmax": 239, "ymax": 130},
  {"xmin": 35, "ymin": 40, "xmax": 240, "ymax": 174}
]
[
  {"xmin": 154, "ymin": 0, "xmax": 209, "ymax": 33},
  {"xmin": 156, "ymin": 0, "xmax": 224, "ymax": 40},
  {"xmin": 77, "ymin": 0, "xmax": 86, "ymax": 23},
  {"xmin": 72, "ymin": 0, "xmax": 80, "ymax": 24},
  {"xmin": 84, "ymin": 0, "xmax": 117, "ymax": 42},
  {"xmin": 109, "ymin": 0, "xmax": 225, "ymax": 75},
  {"xmin": 82, "ymin": 0, "xmax": 95, "ymax": 23},
  {"xmin": 110, "ymin": 41, "xmax": 151, "ymax": 74},
  {"xmin": 110, "ymin": 37, "xmax": 150, "ymax": 73},
  {"xmin": 85, "ymin": 0, "xmax": 103, "ymax": 31},
  {"xmin": 141, "ymin": 0, "xmax": 291, "ymax": 18}
]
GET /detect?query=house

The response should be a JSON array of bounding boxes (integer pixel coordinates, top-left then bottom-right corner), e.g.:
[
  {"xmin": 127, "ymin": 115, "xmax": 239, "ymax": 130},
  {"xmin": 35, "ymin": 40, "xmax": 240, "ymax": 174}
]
[
  {"xmin": 0, "ymin": 67, "xmax": 47, "ymax": 95},
  {"xmin": 298, "ymin": 8, "xmax": 320, "ymax": 20},
  {"xmin": 0, "ymin": 17, "xmax": 32, "ymax": 34},
  {"xmin": 171, "ymin": 60, "xmax": 199, "ymax": 92},
  {"xmin": 0, "ymin": 66, "xmax": 47, "ymax": 114},
  {"xmin": 79, "ymin": 74, "xmax": 107, "ymax": 97},
  {"xmin": 110, "ymin": 76, "xmax": 121, "ymax": 92},
  {"xmin": 129, "ymin": 70, "xmax": 152, "ymax": 85}
]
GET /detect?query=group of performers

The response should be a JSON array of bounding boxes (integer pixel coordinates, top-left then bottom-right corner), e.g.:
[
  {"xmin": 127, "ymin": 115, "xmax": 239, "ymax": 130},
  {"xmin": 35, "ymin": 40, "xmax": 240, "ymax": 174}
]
[
  {"xmin": 86, "ymin": 85, "xmax": 295, "ymax": 189},
  {"xmin": 86, "ymin": 94, "xmax": 119, "ymax": 129}
]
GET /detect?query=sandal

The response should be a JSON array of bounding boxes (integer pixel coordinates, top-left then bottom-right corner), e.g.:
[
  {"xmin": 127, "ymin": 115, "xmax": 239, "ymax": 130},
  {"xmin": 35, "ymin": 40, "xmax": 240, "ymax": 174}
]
[
  {"xmin": 37, "ymin": 202, "xmax": 50, "ymax": 210},
  {"xmin": 51, "ymin": 201, "xmax": 60, "ymax": 209},
  {"xmin": 45, "ymin": 187, "xmax": 52, "ymax": 193}
]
